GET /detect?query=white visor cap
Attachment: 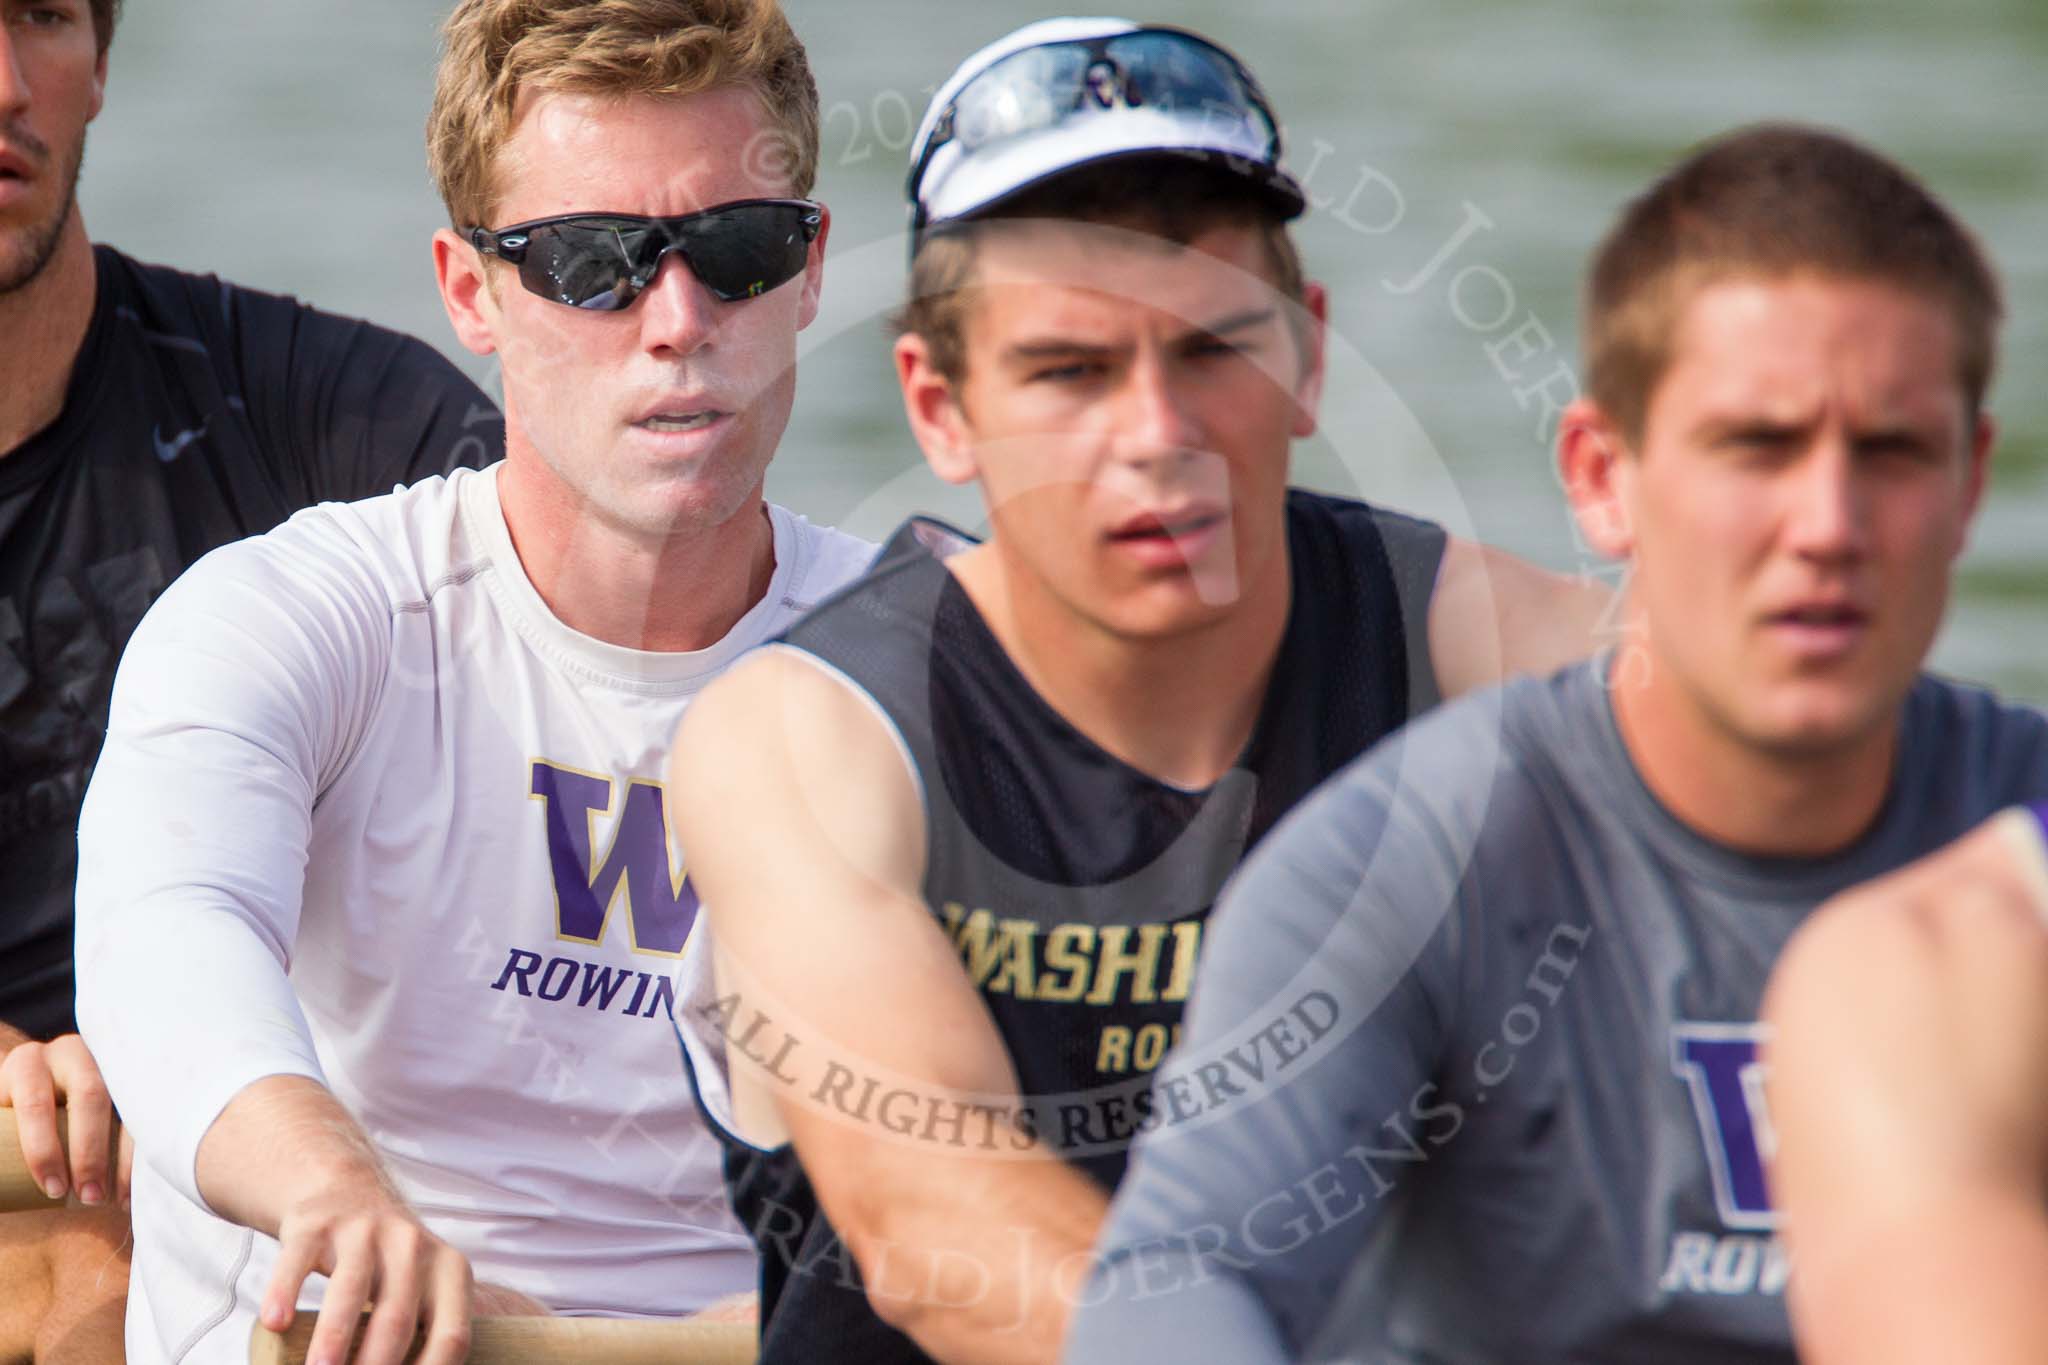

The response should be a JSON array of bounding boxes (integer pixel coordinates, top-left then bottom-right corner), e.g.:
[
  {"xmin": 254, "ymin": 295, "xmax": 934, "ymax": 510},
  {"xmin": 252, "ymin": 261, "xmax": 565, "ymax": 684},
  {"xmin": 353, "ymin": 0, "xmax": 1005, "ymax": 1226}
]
[{"xmin": 909, "ymin": 17, "xmax": 1306, "ymax": 233}]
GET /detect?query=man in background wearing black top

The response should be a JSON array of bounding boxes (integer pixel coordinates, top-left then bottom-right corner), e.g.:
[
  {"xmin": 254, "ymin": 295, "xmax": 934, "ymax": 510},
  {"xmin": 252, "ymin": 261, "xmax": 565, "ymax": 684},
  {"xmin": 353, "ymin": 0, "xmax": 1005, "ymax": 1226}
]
[
  {"xmin": 666, "ymin": 18, "xmax": 1608, "ymax": 1365},
  {"xmin": 0, "ymin": 2, "xmax": 496, "ymax": 1341}
]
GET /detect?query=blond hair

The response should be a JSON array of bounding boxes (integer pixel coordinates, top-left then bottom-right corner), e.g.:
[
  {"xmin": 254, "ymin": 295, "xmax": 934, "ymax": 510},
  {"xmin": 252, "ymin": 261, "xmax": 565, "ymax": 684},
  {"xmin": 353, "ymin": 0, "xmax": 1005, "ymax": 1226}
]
[{"xmin": 427, "ymin": 0, "xmax": 819, "ymax": 229}]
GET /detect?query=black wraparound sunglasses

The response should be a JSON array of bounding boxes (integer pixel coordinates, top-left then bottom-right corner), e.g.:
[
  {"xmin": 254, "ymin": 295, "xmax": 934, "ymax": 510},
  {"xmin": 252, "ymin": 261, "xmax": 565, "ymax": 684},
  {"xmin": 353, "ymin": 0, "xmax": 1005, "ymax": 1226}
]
[{"xmin": 467, "ymin": 198, "xmax": 823, "ymax": 312}]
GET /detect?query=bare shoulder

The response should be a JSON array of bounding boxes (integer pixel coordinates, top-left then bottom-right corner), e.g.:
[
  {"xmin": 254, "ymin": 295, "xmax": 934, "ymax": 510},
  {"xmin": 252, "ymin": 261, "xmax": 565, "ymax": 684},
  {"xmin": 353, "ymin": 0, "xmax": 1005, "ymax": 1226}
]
[
  {"xmin": 667, "ymin": 645, "xmax": 926, "ymax": 928},
  {"xmin": 1428, "ymin": 537, "xmax": 1613, "ymax": 698},
  {"xmin": 673, "ymin": 646, "xmax": 913, "ymax": 792}
]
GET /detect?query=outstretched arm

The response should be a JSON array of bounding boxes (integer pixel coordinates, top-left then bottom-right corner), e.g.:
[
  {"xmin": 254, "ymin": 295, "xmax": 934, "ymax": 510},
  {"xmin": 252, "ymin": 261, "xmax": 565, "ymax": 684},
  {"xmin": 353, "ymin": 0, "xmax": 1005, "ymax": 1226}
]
[
  {"xmin": 669, "ymin": 647, "xmax": 1106, "ymax": 1365},
  {"xmin": 1067, "ymin": 733, "xmax": 1471, "ymax": 1362},
  {"xmin": 73, "ymin": 536, "xmax": 478, "ymax": 1365},
  {"xmin": 1765, "ymin": 806, "xmax": 2048, "ymax": 1365}
]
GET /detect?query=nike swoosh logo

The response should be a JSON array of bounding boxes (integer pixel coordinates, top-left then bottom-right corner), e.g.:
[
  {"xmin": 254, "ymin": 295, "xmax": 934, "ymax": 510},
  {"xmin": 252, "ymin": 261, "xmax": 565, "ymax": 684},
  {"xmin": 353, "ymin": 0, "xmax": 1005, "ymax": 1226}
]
[{"xmin": 152, "ymin": 421, "xmax": 209, "ymax": 464}]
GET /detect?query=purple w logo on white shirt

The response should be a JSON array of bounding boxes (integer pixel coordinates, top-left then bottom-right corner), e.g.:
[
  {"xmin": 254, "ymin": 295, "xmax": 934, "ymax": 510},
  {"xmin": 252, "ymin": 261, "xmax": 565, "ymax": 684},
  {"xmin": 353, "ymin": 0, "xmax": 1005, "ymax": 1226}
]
[{"xmin": 529, "ymin": 759, "xmax": 701, "ymax": 956}]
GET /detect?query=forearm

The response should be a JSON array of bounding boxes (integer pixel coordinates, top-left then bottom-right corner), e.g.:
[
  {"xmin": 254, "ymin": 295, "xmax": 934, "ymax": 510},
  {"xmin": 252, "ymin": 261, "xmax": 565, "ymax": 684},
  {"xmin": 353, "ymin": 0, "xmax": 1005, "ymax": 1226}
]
[
  {"xmin": 1768, "ymin": 813, "xmax": 2048, "ymax": 1365},
  {"xmin": 0, "ymin": 1210, "xmax": 55, "ymax": 1358},
  {"xmin": 1077, "ymin": 768, "xmax": 1462, "ymax": 1358},
  {"xmin": 195, "ymin": 1075, "xmax": 391, "ymax": 1237},
  {"xmin": 1074, "ymin": 1077, "xmax": 1347, "ymax": 1365},
  {"xmin": 1793, "ymin": 1186, "xmax": 2048, "ymax": 1365},
  {"xmin": 1065, "ymin": 1252, "xmax": 1288, "ymax": 1364},
  {"xmin": 849, "ymin": 1141, "xmax": 1107, "ymax": 1365}
]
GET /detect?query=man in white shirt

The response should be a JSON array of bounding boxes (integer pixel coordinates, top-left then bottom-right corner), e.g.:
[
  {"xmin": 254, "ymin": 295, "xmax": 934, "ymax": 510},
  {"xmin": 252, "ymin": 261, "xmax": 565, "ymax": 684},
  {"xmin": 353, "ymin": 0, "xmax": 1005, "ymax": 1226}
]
[{"xmin": 72, "ymin": 2, "xmax": 871, "ymax": 1363}]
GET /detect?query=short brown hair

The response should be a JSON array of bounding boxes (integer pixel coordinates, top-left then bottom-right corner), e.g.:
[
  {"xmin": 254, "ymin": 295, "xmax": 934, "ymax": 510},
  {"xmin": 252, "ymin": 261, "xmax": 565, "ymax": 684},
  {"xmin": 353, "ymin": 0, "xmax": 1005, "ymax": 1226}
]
[
  {"xmin": 1585, "ymin": 123, "xmax": 2003, "ymax": 443},
  {"xmin": 89, "ymin": 0, "xmax": 119, "ymax": 52},
  {"xmin": 897, "ymin": 159, "xmax": 1307, "ymax": 388},
  {"xmin": 426, "ymin": 0, "xmax": 819, "ymax": 231}
]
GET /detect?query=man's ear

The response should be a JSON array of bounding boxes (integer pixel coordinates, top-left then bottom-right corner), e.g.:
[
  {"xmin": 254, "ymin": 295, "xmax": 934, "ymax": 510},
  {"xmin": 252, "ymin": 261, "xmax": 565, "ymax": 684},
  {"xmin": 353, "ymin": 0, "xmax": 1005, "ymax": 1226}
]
[
  {"xmin": 895, "ymin": 333, "xmax": 976, "ymax": 485},
  {"xmin": 87, "ymin": 46, "xmax": 107, "ymax": 121},
  {"xmin": 1288, "ymin": 280, "xmax": 1329, "ymax": 440},
  {"xmin": 1558, "ymin": 396, "xmax": 1637, "ymax": 561},
  {"xmin": 1952, "ymin": 410, "xmax": 1997, "ymax": 560},
  {"xmin": 433, "ymin": 228, "xmax": 500, "ymax": 358}
]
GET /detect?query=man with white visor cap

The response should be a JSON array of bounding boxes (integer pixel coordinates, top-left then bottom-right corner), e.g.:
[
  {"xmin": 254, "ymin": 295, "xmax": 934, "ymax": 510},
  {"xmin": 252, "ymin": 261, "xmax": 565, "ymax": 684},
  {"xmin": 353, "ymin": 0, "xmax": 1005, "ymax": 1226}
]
[{"xmin": 667, "ymin": 14, "xmax": 1608, "ymax": 1365}]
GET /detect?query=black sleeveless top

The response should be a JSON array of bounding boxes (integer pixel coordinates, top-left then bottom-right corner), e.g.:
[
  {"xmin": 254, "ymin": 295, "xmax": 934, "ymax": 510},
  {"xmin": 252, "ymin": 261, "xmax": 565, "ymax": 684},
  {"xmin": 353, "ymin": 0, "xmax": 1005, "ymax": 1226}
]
[{"xmin": 693, "ymin": 489, "xmax": 1446, "ymax": 1364}]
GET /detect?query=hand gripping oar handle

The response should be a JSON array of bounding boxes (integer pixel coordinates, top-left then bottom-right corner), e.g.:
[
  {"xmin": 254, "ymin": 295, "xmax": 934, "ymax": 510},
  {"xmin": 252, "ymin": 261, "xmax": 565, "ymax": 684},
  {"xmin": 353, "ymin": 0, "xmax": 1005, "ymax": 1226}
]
[{"xmin": 0, "ymin": 1106, "xmax": 118, "ymax": 1212}]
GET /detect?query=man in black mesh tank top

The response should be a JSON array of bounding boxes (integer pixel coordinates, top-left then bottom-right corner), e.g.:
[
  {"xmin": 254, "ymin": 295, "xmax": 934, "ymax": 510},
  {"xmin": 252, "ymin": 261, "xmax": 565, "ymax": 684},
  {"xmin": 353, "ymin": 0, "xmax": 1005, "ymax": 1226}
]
[{"xmin": 666, "ymin": 18, "xmax": 1607, "ymax": 1365}]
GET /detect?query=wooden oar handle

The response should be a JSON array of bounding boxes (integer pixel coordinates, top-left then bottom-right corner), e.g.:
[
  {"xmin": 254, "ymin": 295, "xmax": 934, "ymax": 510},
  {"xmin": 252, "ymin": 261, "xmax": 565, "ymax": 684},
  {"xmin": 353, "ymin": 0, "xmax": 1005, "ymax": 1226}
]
[
  {"xmin": 0, "ymin": 1106, "xmax": 119, "ymax": 1213},
  {"xmin": 249, "ymin": 1314, "xmax": 757, "ymax": 1364}
]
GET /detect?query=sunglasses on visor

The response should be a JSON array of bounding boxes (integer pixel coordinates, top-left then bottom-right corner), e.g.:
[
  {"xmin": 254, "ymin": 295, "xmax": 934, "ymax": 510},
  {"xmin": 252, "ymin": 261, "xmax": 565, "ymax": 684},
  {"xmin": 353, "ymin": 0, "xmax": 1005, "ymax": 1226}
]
[
  {"xmin": 467, "ymin": 198, "xmax": 823, "ymax": 312},
  {"xmin": 908, "ymin": 28, "xmax": 1284, "ymax": 235}
]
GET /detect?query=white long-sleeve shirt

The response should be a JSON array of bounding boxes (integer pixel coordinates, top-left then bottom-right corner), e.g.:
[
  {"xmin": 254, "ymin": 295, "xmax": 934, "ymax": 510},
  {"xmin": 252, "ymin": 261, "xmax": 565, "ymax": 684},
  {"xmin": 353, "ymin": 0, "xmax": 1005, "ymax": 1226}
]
[{"xmin": 74, "ymin": 464, "xmax": 874, "ymax": 1363}]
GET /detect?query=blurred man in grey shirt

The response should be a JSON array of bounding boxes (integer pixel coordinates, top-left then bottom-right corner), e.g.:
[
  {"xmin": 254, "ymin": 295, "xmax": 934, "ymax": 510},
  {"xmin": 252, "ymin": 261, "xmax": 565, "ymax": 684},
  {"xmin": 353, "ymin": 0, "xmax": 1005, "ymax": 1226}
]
[{"xmin": 1069, "ymin": 123, "xmax": 2046, "ymax": 1364}]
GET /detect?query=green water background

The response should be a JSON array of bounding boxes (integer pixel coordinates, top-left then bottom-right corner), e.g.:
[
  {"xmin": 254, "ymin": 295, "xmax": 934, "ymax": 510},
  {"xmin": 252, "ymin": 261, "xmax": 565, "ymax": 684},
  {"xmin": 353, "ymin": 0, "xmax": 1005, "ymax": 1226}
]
[{"xmin": 77, "ymin": 0, "xmax": 2048, "ymax": 699}]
